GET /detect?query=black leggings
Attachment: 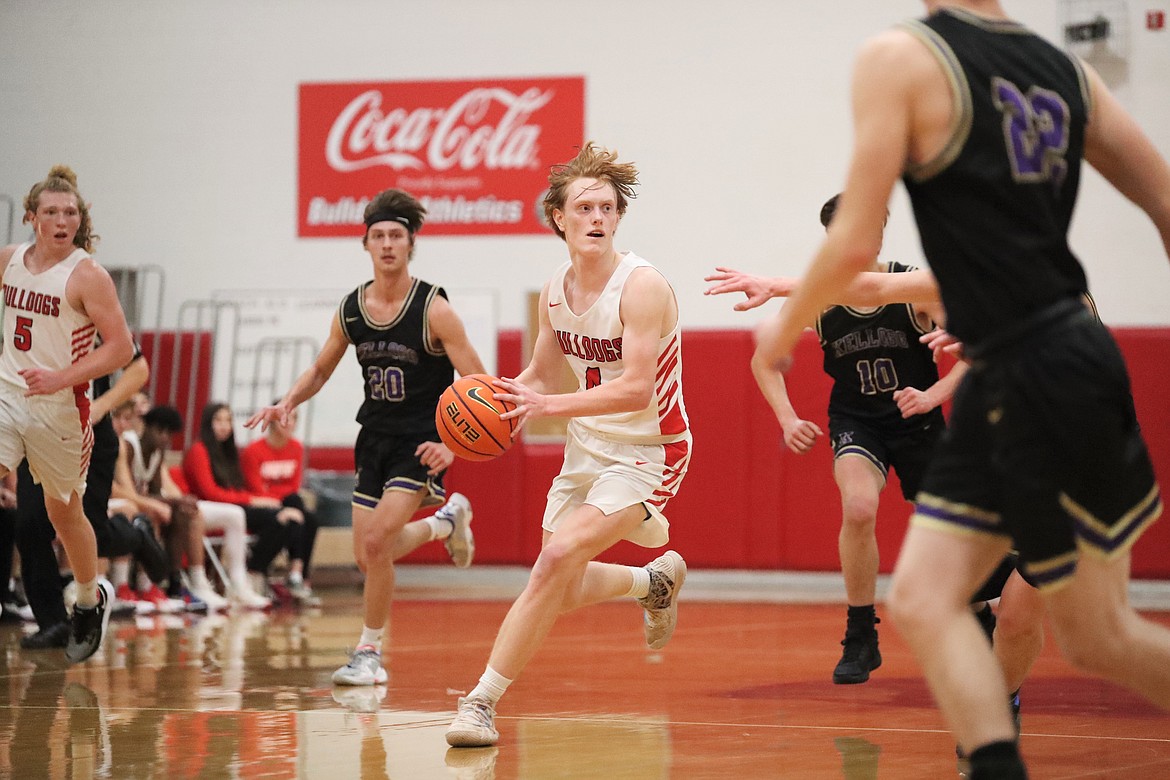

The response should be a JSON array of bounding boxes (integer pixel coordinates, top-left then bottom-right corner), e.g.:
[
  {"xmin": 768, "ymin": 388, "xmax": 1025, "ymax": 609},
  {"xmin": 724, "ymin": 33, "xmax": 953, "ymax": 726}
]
[
  {"xmin": 280, "ymin": 493, "xmax": 320, "ymax": 579},
  {"xmin": 241, "ymin": 505, "xmax": 288, "ymax": 575}
]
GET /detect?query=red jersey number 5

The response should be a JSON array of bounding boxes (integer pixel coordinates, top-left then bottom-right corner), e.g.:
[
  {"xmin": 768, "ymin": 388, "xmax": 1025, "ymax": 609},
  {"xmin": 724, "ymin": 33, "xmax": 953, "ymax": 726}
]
[{"xmin": 12, "ymin": 316, "xmax": 33, "ymax": 351}]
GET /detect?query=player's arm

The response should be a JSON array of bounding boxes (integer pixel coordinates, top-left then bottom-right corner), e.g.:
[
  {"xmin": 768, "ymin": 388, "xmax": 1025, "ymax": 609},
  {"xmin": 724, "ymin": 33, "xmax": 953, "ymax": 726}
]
[
  {"xmin": 1081, "ymin": 61, "xmax": 1170, "ymax": 260},
  {"xmin": 755, "ymin": 30, "xmax": 922, "ymax": 371},
  {"xmin": 90, "ymin": 352, "xmax": 149, "ymax": 424},
  {"xmin": 427, "ymin": 294, "xmax": 487, "ymax": 378},
  {"xmin": 707, "ymin": 267, "xmax": 942, "ymax": 309},
  {"xmin": 499, "ymin": 268, "xmax": 670, "ymax": 422},
  {"xmin": 245, "ymin": 315, "xmax": 349, "ymax": 431},
  {"xmin": 22, "ymin": 259, "xmax": 135, "ymax": 396},
  {"xmin": 749, "ymin": 305, "xmax": 823, "ymax": 454},
  {"xmin": 420, "ymin": 293, "xmax": 492, "ymax": 472}
]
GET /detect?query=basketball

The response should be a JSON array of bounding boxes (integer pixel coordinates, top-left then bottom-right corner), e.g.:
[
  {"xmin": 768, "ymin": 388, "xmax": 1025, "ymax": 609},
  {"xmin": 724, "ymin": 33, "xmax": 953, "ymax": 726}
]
[{"xmin": 435, "ymin": 374, "xmax": 517, "ymax": 461}]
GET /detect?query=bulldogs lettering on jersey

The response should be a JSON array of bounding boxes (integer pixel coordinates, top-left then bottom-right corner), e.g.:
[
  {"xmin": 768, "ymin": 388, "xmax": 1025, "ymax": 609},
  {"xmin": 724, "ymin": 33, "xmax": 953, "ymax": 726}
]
[
  {"xmin": 546, "ymin": 252, "xmax": 689, "ymax": 444},
  {"xmin": 0, "ymin": 243, "xmax": 96, "ymax": 399}
]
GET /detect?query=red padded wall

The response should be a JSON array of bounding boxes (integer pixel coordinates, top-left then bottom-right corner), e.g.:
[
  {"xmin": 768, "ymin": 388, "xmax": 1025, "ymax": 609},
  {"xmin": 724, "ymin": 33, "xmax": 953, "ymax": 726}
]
[{"xmin": 306, "ymin": 327, "xmax": 1170, "ymax": 578}]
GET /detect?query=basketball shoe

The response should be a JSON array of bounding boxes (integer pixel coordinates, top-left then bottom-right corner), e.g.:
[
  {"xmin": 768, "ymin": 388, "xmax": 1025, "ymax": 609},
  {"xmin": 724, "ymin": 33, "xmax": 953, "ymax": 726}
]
[
  {"xmin": 66, "ymin": 579, "xmax": 114, "ymax": 664},
  {"xmin": 439, "ymin": 493, "xmax": 475, "ymax": 568},
  {"xmin": 833, "ymin": 614, "xmax": 881, "ymax": 684},
  {"xmin": 446, "ymin": 695, "xmax": 499, "ymax": 747},
  {"xmin": 332, "ymin": 645, "xmax": 388, "ymax": 686},
  {"xmin": 639, "ymin": 550, "xmax": 687, "ymax": 650}
]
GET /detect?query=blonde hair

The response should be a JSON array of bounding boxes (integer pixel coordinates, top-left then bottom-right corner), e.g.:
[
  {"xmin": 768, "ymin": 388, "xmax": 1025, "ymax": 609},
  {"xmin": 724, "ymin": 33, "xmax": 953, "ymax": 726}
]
[
  {"xmin": 542, "ymin": 143, "xmax": 639, "ymax": 240},
  {"xmin": 22, "ymin": 165, "xmax": 98, "ymax": 252}
]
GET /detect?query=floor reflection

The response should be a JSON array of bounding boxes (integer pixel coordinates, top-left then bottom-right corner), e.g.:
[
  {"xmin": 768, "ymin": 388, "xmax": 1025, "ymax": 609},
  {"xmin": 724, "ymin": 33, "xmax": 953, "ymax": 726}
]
[{"xmin": 0, "ymin": 588, "xmax": 1166, "ymax": 778}]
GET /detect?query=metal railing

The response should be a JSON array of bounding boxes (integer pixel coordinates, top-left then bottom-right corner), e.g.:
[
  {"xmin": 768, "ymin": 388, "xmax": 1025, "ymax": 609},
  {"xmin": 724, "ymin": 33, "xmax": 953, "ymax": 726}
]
[
  {"xmin": 109, "ymin": 265, "xmax": 166, "ymax": 401},
  {"xmin": 171, "ymin": 299, "xmax": 243, "ymax": 449},
  {"xmin": 246, "ymin": 336, "xmax": 319, "ymax": 447}
]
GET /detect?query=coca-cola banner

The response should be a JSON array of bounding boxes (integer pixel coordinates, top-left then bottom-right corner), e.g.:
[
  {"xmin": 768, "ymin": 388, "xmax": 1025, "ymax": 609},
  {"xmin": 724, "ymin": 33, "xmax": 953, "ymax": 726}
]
[{"xmin": 298, "ymin": 77, "xmax": 585, "ymax": 237}]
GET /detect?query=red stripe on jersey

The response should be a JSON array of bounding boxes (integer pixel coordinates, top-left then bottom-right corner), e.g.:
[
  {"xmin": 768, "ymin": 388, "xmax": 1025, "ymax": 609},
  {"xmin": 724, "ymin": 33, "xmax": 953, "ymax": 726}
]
[
  {"xmin": 658, "ymin": 397, "xmax": 686, "ymax": 437},
  {"xmin": 71, "ymin": 324, "xmax": 96, "ymax": 346},
  {"xmin": 655, "ymin": 339, "xmax": 679, "ymax": 382}
]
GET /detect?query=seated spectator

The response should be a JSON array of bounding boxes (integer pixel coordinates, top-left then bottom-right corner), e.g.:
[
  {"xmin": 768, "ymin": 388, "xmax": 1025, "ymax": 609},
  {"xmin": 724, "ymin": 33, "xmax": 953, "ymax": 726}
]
[
  {"xmin": 111, "ymin": 402, "xmax": 229, "ymax": 611},
  {"xmin": 241, "ymin": 404, "xmax": 320, "ymax": 606},
  {"xmin": 183, "ymin": 402, "xmax": 289, "ymax": 604}
]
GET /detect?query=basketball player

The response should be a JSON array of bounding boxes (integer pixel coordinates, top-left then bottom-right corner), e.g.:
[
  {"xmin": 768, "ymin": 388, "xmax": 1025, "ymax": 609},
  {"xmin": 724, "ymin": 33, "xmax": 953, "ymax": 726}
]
[
  {"xmin": 0, "ymin": 166, "xmax": 136, "ymax": 663},
  {"xmin": 753, "ymin": 2, "xmax": 1170, "ymax": 777},
  {"xmin": 245, "ymin": 188, "xmax": 486, "ymax": 687},
  {"xmin": 446, "ymin": 143, "xmax": 692, "ymax": 748},
  {"xmin": 708, "ymin": 262, "xmax": 1060, "ymax": 741},
  {"xmin": 720, "ymin": 193, "xmax": 967, "ymax": 685}
]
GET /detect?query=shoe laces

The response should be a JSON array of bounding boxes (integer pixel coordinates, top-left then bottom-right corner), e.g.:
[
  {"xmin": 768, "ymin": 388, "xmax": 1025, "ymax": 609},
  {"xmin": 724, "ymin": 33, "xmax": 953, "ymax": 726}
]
[{"xmin": 457, "ymin": 696, "xmax": 495, "ymax": 728}]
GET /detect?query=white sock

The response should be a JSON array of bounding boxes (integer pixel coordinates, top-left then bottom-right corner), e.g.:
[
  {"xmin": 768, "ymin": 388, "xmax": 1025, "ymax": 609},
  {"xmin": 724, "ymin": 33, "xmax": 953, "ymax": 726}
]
[
  {"xmin": 468, "ymin": 666, "xmax": 512, "ymax": 703},
  {"xmin": 74, "ymin": 578, "xmax": 99, "ymax": 609},
  {"xmin": 358, "ymin": 626, "xmax": 383, "ymax": 652},
  {"xmin": 424, "ymin": 514, "xmax": 453, "ymax": 541},
  {"xmin": 188, "ymin": 567, "xmax": 211, "ymax": 589},
  {"xmin": 110, "ymin": 559, "xmax": 131, "ymax": 588},
  {"xmin": 136, "ymin": 571, "xmax": 153, "ymax": 592},
  {"xmin": 621, "ymin": 565, "xmax": 651, "ymax": 599}
]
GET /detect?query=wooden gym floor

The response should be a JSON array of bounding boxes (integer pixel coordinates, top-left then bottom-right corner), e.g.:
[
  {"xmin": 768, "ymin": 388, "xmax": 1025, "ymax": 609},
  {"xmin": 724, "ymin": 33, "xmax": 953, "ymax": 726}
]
[{"xmin": 0, "ymin": 567, "xmax": 1168, "ymax": 779}]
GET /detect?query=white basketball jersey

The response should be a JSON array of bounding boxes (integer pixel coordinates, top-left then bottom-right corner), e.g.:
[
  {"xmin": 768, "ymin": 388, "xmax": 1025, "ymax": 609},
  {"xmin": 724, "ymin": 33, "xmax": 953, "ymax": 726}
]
[
  {"xmin": 0, "ymin": 243, "xmax": 96, "ymax": 398},
  {"xmin": 546, "ymin": 252, "xmax": 689, "ymax": 444}
]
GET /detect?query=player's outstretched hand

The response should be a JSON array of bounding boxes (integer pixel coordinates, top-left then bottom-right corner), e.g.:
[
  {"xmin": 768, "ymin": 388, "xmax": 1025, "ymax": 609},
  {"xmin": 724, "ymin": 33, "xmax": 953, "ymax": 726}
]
[
  {"xmin": 245, "ymin": 404, "xmax": 287, "ymax": 432},
  {"xmin": 703, "ymin": 267, "xmax": 775, "ymax": 312},
  {"xmin": 920, "ymin": 328, "xmax": 966, "ymax": 362}
]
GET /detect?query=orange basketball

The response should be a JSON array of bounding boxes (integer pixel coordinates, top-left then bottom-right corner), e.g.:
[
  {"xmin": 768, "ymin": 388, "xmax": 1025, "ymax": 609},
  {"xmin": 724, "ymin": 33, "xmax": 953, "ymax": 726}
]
[{"xmin": 435, "ymin": 374, "xmax": 517, "ymax": 461}]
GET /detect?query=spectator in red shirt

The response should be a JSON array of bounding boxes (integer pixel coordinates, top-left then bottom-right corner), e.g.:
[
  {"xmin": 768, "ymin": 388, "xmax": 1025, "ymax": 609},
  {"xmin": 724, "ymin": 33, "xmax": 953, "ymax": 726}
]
[
  {"xmin": 183, "ymin": 402, "xmax": 289, "ymax": 601},
  {"xmin": 241, "ymin": 405, "xmax": 319, "ymax": 605}
]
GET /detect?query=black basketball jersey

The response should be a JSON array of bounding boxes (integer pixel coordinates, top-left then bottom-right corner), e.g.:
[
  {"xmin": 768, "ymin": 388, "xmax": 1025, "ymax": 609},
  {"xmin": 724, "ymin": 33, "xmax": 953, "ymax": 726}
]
[
  {"xmin": 816, "ymin": 262, "xmax": 942, "ymax": 430},
  {"xmin": 339, "ymin": 279, "xmax": 454, "ymax": 437},
  {"xmin": 900, "ymin": 8, "xmax": 1090, "ymax": 348}
]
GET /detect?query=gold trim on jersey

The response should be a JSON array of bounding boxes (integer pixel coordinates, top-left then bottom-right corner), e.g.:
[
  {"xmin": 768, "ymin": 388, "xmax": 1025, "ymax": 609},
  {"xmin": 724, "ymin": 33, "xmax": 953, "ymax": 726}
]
[
  {"xmin": 900, "ymin": 20, "xmax": 973, "ymax": 183},
  {"xmin": 1061, "ymin": 484, "xmax": 1163, "ymax": 561},
  {"xmin": 357, "ymin": 278, "xmax": 419, "ymax": 331},
  {"xmin": 421, "ymin": 284, "xmax": 446, "ymax": 357}
]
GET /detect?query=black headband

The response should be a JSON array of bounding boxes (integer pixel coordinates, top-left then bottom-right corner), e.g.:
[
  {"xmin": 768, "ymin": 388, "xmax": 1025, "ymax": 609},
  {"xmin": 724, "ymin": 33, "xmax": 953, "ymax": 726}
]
[{"xmin": 364, "ymin": 211, "xmax": 414, "ymax": 232}]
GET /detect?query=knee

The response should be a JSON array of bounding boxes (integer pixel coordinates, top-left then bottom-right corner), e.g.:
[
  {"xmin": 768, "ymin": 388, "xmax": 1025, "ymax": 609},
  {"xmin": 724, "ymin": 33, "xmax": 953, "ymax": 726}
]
[
  {"xmin": 529, "ymin": 543, "xmax": 582, "ymax": 592},
  {"xmin": 887, "ymin": 570, "xmax": 949, "ymax": 639},
  {"xmin": 839, "ymin": 495, "xmax": 878, "ymax": 532},
  {"xmin": 994, "ymin": 599, "xmax": 1045, "ymax": 647},
  {"xmin": 357, "ymin": 522, "xmax": 396, "ymax": 567}
]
